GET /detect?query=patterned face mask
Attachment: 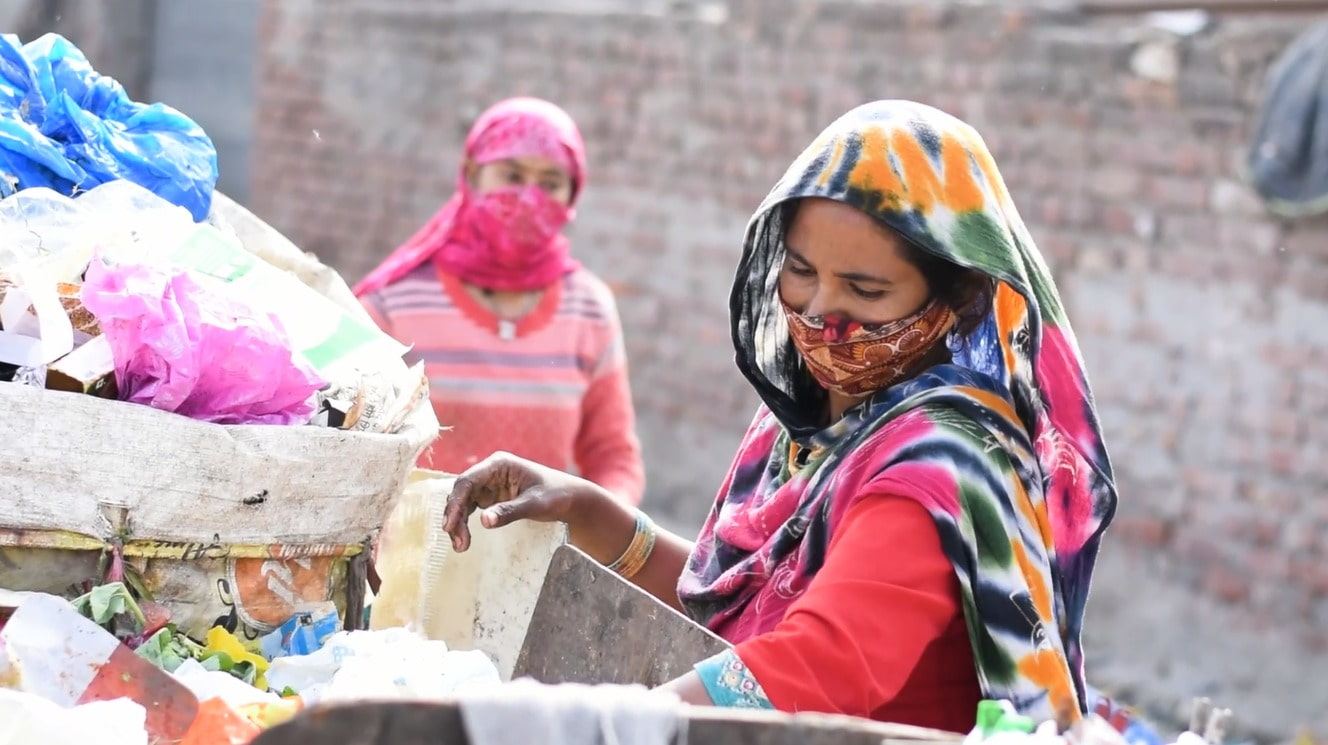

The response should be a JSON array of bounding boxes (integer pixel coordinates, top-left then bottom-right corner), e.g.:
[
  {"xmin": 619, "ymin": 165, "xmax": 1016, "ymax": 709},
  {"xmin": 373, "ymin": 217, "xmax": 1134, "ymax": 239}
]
[
  {"xmin": 459, "ymin": 184, "xmax": 572, "ymax": 273},
  {"xmin": 780, "ymin": 296, "xmax": 956, "ymax": 397}
]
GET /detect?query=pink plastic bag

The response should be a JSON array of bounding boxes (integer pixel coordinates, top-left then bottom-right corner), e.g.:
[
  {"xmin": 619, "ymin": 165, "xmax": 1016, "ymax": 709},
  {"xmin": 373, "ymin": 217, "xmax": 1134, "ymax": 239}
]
[{"xmin": 80, "ymin": 254, "xmax": 326, "ymax": 425}]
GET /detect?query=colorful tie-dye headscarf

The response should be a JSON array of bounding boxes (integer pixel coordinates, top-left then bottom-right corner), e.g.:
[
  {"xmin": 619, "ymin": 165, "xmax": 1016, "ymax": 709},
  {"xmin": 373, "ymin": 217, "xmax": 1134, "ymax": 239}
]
[{"xmin": 679, "ymin": 100, "xmax": 1118, "ymax": 723}]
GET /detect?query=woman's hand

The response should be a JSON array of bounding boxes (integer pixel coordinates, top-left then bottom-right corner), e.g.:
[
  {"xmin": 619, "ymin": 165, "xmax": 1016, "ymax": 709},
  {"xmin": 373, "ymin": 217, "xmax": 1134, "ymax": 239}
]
[
  {"xmin": 442, "ymin": 451, "xmax": 695, "ymax": 613},
  {"xmin": 442, "ymin": 451, "xmax": 603, "ymax": 552}
]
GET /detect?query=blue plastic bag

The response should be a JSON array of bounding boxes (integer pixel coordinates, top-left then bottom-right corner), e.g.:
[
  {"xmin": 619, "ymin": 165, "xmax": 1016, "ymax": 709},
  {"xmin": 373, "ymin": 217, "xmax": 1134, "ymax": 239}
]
[{"xmin": 0, "ymin": 33, "xmax": 218, "ymax": 221}]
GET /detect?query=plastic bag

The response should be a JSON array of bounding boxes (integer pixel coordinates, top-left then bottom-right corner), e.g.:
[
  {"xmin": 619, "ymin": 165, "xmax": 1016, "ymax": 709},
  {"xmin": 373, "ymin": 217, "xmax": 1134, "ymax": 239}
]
[
  {"xmin": 79, "ymin": 250, "xmax": 326, "ymax": 424},
  {"xmin": 0, "ymin": 181, "xmax": 194, "ymax": 277},
  {"xmin": 121, "ymin": 222, "xmax": 410, "ymax": 395},
  {"xmin": 0, "ymin": 181, "xmax": 196, "ymax": 370},
  {"xmin": 0, "ymin": 688, "xmax": 147, "ymax": 745},
  {"xmin": 0, "ymin": 33, "xmax": 218, "ymax": 221},
  {"xmin": 266, "ymin": 627, "xmax": 501, "ymax": 704},
  {"xmin": 172, "ymin": 659, "xmax": 278, "ymax": 710}
]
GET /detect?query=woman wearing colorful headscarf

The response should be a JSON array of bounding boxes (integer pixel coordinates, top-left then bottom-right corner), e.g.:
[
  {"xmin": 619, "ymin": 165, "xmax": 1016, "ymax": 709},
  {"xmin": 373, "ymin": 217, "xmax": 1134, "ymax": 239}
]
[
  {"xmin": 442, "ymin": 100, "xmax": 1118, "ymax": 732},
  {"xmin": 356, "ymin": 98, "xmax": 645, "ymax": 505}
]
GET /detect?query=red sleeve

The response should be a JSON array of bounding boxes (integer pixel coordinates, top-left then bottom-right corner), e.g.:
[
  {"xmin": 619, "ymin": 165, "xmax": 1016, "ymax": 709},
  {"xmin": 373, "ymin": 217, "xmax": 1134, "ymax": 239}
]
[
  {"xmin": 733, "ymin": 495, "xmax": 960, "ymax": 716},
  {"xmin": 575, "ymin": 359, "xmax": 645, "ymax": 505}
]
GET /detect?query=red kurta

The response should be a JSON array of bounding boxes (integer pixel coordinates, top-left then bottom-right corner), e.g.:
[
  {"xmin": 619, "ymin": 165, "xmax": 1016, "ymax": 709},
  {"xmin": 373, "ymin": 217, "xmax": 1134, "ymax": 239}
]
[{"xmin": 732, "ymin": 494, "xmax": 982, "ymax": 732}]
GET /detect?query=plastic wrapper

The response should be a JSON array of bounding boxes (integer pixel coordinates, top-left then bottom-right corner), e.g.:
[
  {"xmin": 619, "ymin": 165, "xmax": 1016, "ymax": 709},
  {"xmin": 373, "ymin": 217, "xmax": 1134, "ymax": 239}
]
[
  {"xmin": 79, "ymin": 251, "xmax": 326, "ymax": 425},
  {"xmin": 55, "ymin": 281, "xmax": 100, "ymax": 337},
  {"xmin": 266, "ymin": 627, "xmax": 500, "ymax": 704},
  {"xmin": 961, "ymin": 699, "xmax": 1194, "ymax": 745},
  {"xmin": 259, "ymin": 602, "xmax": 340, "ymax": 661},
  {"xmin": 0, "ymin": 180, "xmax": 421, "ymax": 432},
  {"xmin": 310, "ymin": 369, "xmax": 396, "ymax": 431},
  {"xmin": 0, "ymin": 186, "xmax": 92, "ymax": 273}
]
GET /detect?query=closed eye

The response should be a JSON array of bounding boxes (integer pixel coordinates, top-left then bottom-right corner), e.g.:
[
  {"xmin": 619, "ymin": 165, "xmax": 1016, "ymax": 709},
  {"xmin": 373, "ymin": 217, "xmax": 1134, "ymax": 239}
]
[{"xmin": 850, "ymin": 284, "xmax": 887, "ymax": 300}]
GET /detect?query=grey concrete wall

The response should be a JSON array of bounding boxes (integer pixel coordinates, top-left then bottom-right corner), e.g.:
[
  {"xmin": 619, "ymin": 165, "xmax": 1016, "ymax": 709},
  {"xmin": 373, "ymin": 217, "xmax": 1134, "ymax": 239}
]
[{"xmin": 148, "ymin": 0, "xmax": 261, "ymax": 203}]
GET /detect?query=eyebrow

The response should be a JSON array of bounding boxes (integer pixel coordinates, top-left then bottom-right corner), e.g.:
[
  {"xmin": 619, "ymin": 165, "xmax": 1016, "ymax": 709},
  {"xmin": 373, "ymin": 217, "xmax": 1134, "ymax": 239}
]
[{"xmin": 784, "ymin": 245, "xmax": 894, "ymax": 286}]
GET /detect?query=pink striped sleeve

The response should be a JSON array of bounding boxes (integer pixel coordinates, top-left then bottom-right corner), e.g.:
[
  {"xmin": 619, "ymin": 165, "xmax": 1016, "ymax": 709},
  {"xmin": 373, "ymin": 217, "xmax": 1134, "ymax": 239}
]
[
  {"xmin": 360, "ymin": 292, "xmax": 392, "ymax": 334},
  {"xmin": 574, "ymin": 288, "xmax": 645, "ymax": 504}
]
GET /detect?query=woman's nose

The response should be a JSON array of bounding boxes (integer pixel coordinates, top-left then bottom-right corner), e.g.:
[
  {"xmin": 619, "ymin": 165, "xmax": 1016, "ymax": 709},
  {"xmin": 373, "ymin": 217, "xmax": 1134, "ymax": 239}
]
[{"xmin": 804, "ymin": 288, "xmax": 842, "ymax": 319}]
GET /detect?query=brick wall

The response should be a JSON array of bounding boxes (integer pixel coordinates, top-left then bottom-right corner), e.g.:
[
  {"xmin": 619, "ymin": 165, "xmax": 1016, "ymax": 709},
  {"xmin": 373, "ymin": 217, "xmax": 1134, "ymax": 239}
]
[{"xmin": 250, "ymin": 2, "xmax": 1327, "ymax": 738}]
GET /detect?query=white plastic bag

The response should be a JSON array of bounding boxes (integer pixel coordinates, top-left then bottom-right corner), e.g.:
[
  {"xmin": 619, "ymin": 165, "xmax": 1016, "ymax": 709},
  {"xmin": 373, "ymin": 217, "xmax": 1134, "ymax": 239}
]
[
  {"xmin": 0, "ymin": 688, "xmax": 146, "ymax": 745},
  {"xmin": 171, "ymin": 658, "xmax": 279, "ymax": 709},
  {"xmin": 266, "ymin": 627, "xmax": 501, "ymax": 704}
]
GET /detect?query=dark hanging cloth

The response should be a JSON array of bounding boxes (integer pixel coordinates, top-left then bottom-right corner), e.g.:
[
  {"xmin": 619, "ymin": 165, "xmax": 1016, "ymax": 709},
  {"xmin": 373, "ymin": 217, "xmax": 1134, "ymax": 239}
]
[{"xmin": 1247, "ymin": 21, "xmax": 1328, "ymax": 218}]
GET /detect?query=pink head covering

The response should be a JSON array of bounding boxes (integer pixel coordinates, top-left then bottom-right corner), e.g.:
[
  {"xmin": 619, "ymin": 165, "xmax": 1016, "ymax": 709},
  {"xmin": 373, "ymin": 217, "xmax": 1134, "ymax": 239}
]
[{"xmin": 353, "ymin": 97, "xmax": 587, "ymax": 296}]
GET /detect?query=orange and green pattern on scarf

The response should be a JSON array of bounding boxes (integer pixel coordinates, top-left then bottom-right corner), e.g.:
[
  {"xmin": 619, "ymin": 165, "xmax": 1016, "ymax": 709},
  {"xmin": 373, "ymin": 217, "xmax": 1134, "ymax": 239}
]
[{"xmin": 688, "ymin": 100, "xmax": 1119, "ymax": 724}]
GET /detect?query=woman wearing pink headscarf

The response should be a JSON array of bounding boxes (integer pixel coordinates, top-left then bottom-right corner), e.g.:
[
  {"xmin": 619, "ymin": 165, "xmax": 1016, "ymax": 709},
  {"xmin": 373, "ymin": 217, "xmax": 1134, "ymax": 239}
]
[{"xmin": 356, "ymin": 98, "xmax": 645, "ymax": 504}]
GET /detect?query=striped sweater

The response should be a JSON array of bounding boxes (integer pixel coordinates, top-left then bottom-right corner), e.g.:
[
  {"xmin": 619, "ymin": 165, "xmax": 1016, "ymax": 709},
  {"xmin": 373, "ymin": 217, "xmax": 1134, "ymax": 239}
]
[{"xmin": 361, "ymin": 264, "xmax": 644, "ymax": 504}]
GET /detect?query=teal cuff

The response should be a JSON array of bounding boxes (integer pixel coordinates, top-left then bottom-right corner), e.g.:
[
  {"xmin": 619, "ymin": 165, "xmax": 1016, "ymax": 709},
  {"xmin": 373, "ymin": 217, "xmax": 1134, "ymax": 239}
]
[{"xmin": 693, "ymin": 648, "xmax": 775, "ymax": 709}]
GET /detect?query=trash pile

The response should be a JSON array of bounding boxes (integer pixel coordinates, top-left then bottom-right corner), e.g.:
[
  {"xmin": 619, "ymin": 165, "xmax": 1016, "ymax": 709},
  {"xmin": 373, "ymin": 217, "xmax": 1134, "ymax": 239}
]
[
  {"xmin": 0, "ymin": 31, "xmax": 423, "ymax": 429},
  {"xmin": 0, "ymin": 178, "xmax": 424, "ymax": 429},
  {"xmin": 0, "ymin": 587, "xmax": 502, "ymax": 745},
  {"xmin": 0, "ymin": 31, "xmax": 466, "ymax": 745},
  {"xmin": 965, "ymin": 699, "xmax": 1237, "ymax": 745}
]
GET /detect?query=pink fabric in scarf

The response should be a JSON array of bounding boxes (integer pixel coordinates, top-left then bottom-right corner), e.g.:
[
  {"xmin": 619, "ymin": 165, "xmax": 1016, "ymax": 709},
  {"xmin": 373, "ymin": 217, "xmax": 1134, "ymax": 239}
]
[{"xmin": 353, "ymin": 97, "xmax": 586, "ymax": 295}]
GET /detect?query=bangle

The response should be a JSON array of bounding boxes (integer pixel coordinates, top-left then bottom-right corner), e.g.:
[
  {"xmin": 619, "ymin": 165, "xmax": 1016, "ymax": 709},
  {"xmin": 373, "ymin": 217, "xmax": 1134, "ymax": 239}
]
[{"xmin": 607, "ymin": 510, "xmax": 656, "ymax": 580}]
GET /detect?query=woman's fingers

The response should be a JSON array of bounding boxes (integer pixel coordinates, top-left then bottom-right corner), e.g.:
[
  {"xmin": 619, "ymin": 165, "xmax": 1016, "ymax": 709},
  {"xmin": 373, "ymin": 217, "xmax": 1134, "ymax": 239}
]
[
  {"xmin": 443, "ymin": 453, "xmax": 532, "ymax": 551},
  {"xmin": 480, "ymin": 486, "xmax": 557, "ymax": 529}
]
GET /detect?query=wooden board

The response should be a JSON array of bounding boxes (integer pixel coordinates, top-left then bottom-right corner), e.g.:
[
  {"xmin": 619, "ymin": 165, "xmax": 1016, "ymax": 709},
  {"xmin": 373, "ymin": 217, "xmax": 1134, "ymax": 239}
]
[
  {"xmin": 252, "ymin": 701, "xmax": 963, "ymax": 745},
  {"xmin": 511, "ymin": 545, "xmax": 729, "ymax": 687}
]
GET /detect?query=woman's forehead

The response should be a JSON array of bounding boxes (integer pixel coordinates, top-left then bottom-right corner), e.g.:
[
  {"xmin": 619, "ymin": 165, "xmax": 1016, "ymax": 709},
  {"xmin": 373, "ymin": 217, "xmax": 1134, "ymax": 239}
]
[{"xmin": 787, "ymin": 198, "xmax": 905, "ymax": 248}]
